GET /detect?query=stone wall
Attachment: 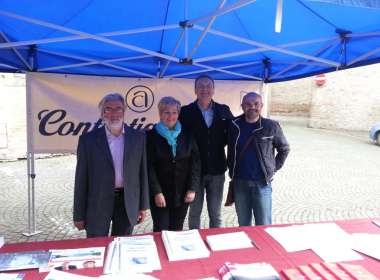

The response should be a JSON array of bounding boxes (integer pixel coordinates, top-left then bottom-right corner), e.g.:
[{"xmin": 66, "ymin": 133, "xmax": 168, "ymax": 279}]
[
  {"xmin": 308, "ymin": 65, "xmax": 380, "ymax": 131},
  {"xmin": 269, "ymin": 78, "xmax": 312, "ymax": 117},
  {"xmin": 0, "ymin": 73, "xmax": 26, "ymax": 160},
  {"xmin": 269, "ymin": 64, "xmax": 380, "ymax": 131}
]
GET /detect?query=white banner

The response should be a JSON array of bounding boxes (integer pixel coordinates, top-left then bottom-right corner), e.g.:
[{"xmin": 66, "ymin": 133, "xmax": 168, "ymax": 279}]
[{"xmin": 27, "ymin": 73, "xmax": 262, "ymax": 153}]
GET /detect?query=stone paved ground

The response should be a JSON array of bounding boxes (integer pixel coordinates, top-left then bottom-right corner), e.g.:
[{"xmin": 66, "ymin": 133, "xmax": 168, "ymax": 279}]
[{"xmin": 1, "ymin": 118, "xmax": 379, "ymax": 243}]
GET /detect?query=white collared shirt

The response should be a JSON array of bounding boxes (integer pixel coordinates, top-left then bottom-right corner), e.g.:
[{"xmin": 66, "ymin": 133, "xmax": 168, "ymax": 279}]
[{"xmin": 105, "ymin": 126, "xmax": 125, "ymax": 188}]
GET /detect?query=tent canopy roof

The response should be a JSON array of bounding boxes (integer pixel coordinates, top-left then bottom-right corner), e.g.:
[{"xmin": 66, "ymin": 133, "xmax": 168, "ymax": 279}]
[{"xmin": 1, "ymin": 0, "xmax": 380, "ymax": 82}]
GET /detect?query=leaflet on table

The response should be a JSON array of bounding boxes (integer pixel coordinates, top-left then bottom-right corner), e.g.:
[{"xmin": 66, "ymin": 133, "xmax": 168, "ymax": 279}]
[
  {"xmin": 265, "ymin": 223, "xmax": 352, "ymax": 252},
  {"xmin": 218, "ymin": 262, "xmax": 280, "ymax": 280},
  {"xmin": 103, "ymin": 240, "xmax": 119, "ymax": 275},
  {"xmin": 265, "ymin": 225, "xmax": 311, "ymax": 252},
  {"xmin": 350, "ymin": 233, "xmax": 380, "ymax": 260},
  {"xmin": 103, "ymin": 235, "xmax": 161, "ymax": 274},
  {"xmin": 0, "ymin": 250, "xmax": 51, "ymax": 271},
  {"xmin": 265, "ymin": 222, "xmax": 362, "ymax": 262},
  {"xmin": 44, "ymin": 269, "xmax": 159, "ymax": 280},
  {"xmin": 119, "ymin": 235, "xmax": 161, "ymax": 273},
  {"xmin": 205, "ymin": 231, "xmax": 253, "ymax": 251},
  {"xmin": 162, "ymin": 229, "xmax": 210, "ymax": 261},
  {"xmin": 0, "ymin": 273, "xmax": 24, "ymax": 280},
  {"xmin": 46, "ymin": 247, "xmax": 105, "ymax": 271},
  {"xmin": 311, "ymin": 244, "xmax": 362, "ymax": 263}
]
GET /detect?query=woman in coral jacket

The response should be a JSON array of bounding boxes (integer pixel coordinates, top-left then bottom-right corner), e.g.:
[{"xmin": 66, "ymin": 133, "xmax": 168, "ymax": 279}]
[{"xmin": 147, "ymin": 96, "xmax": 201, "ymax": 232}]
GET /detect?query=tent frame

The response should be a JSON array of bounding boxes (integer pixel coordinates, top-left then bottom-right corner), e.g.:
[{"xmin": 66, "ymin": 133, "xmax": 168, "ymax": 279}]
[{"xmin": 3, "ymin": 0, "xmax": 377, "ymax": 82}]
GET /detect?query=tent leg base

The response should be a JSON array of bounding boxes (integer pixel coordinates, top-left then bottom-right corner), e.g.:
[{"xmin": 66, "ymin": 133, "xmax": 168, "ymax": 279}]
[{"xmin": 22, "ymin": 230, "xmax": 43, "ymax": 237}]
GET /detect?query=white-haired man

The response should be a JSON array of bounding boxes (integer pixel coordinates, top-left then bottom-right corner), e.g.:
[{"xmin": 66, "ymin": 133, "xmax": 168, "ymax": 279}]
[{"xmin": 73, "ymin": 93, "xmax": 149, "ymax": 237}]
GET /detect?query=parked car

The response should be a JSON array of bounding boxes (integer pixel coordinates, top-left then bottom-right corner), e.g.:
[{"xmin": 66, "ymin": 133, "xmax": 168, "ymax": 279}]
[{"xmin": 369, "ymin": 123, "xmax": 380, "ymax": 145}]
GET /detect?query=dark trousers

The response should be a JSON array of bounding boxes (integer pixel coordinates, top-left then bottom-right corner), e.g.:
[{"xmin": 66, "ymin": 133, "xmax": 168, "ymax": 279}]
[
  {"xmin": 150, "ymin": 201, "xmax": 189, "ymax": 232},
  {"xmin": 86, "ymin": 189, "xmax": 133, "ymax": 238},
  {"xmin": 111, "ymin": 189, "xmax": 133, "ymax": 236}
]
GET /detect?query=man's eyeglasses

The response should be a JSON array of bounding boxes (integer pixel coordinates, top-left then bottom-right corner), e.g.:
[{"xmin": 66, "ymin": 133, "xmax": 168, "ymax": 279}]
[{"xmin": 103, "ymin": 107, "xmax": 124, "ymax": 114}]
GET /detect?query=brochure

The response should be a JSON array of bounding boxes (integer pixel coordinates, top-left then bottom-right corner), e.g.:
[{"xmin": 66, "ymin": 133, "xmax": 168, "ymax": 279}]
[
  {"xmin": 47, "ymin": 247, "xmax": 105, "ymax": 271},
  {"xmin": 119, "ymin": 235, "xmax": 161, "ymax": 273},
  {"xmin": 162, "ymin": 230, "xmax": 210, "ymax": 261},
  {"xmin": 103, "ymin": 235, "xmax": 161, "ymax": 274},
  {"xmin": 0, "ymin": 251, "xmax": 51, "ymax": 271}
]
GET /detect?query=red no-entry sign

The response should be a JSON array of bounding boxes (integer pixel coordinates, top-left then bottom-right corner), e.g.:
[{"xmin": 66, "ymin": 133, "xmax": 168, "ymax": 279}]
[{"xmin": 314, "ymin": 74, "xmax": 326, "ymax": 86}]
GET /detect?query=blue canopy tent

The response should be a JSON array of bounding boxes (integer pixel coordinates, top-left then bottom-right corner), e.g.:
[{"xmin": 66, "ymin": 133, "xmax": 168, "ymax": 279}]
[
  {"xmin": 1, "ymin": 0, "xmax": 380, "ymax": 236},
  {"xmin": 1, "ymin": 0, "xmax": 380, "ymax": 82}
]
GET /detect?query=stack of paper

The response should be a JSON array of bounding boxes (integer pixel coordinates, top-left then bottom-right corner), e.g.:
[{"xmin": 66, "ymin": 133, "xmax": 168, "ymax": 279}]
[
  {"xmin": 205, "ymin": 232, "xmax": 253, "ymax": 251},
  {"xmin": 265, "ymin": 223, "xmax": 363, "ymax": 262},
  {"xmin": 265, "ymin": 225, "xmax": 310, "ymax": 252},
  {"xmin": 103, "ymin": 235, "xmax": 160, "ymax": 274},
  {"xmin": 162, "ymin": 230, "xmax": 210, "ymax": 261},
  {"xmin": 219, "ymin": 262, "xmax": 280, "ymax": 280},
  {"xmin": 0, "ymin": 251, "xmax": 51, "ymax": 272},
  {"xmin": 119, "ymin": 235, "xmax": 161, "ymax": 273},
  {"xmin": 47, "ymin": 247, "xmax": 105, "ymax": 271}
]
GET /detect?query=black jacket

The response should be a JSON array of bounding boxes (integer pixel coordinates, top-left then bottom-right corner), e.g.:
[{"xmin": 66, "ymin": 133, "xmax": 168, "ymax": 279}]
[
  {"xmin": 179, "ymin": 100, "xmax": 233, "ymax": 175},
  {"xmin": 146, "ymin": 126, "xmax": 201, "ymax": 208},
  {"xmin": 227, "ymin": 115, "xmax": 290, "ymax": 184}
]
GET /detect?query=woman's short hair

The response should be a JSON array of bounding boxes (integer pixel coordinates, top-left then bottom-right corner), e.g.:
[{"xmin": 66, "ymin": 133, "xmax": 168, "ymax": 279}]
[
  {"xmin": 157, "ymin": 96, "xmax": 181, "ymax": 114},
  {"xmin": 98, "ymin": 93, "xmax": 125, "ymax": 113}
]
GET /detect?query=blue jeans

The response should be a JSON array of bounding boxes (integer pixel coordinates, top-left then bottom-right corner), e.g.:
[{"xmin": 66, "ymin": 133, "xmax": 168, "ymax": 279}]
[
  {"xmin": 233, "ymin": 178, "xmax": 272, "ymax": 226},
  {"xmin": 188, "ymin": 174, "xmax": 225, "ymax": 229}
]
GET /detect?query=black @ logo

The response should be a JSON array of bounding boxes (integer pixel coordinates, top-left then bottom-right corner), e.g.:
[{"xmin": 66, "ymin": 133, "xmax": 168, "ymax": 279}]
[{"xmin": 125, "ymin": 85, "xmax": 154, "ymax": 113}]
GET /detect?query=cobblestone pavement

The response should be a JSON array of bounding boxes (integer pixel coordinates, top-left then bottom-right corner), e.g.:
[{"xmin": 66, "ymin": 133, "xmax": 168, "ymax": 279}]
[{"xmin": 1, "ymin": 119, "xmax": 380, "ymax": 243}]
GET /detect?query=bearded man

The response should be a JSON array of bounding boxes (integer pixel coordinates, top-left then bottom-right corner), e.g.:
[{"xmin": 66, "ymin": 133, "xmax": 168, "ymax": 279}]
[
  {"xmin": 227, "ymin": 92, "xmax": 289, "ymax": 226},
  {"xmin": 73, "ymin": 93, "xmax": 149, "ymax": 237}
]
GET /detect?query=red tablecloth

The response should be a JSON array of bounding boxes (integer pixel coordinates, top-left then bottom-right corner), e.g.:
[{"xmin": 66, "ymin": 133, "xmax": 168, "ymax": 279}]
[{"xmin": 1, "ymin": 218, "xmax": 379, "ymax": 279}]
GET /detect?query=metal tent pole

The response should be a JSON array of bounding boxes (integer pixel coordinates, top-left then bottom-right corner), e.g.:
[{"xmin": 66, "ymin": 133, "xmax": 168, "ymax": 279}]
[{"xmin": 22, "ymin": 56, "xmax": 42, "ymax": 236}]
